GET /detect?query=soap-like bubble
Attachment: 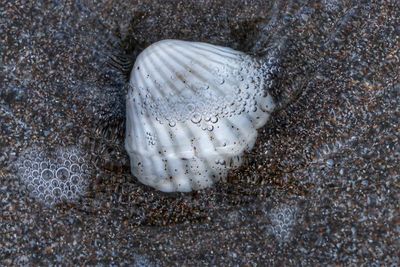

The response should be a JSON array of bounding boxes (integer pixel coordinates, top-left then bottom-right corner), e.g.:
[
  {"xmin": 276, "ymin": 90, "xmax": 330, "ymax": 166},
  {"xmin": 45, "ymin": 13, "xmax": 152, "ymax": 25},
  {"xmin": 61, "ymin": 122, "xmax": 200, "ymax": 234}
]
[
  {"xmin": 267, "ymin": 205, "xmax": 298, "ymax": 243},
  {"xmin": 56, "ymin": 167, "xmax": 69, "ymax": 181},
  {"xmin": 191, "ymin": 113, "xmax": 202, "ymax": 124},
  {"xmin": 41, "ymin": 169, "xmax": 53, "ymax": 180},
  {"xmin": 70, "ymin": 163, "xmax": 80, "ymax": 173},
  {"xmin": 15, "ymin": 146, "xmax": 92, "ymax": 206}
]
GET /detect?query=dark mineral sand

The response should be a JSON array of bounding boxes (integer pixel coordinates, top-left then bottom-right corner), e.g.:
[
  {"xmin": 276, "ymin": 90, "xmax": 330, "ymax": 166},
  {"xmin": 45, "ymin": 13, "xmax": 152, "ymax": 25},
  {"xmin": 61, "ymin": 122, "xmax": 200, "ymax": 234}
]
[{"xmin": 1, "ymin": 0, "xmax": 399, "ymax": 265}]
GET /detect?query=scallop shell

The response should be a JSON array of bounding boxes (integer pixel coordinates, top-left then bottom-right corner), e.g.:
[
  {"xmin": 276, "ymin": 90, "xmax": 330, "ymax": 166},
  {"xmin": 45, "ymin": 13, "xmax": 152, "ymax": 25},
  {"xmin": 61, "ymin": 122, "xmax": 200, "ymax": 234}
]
[{"xmin": 125, "ymin": 39, "xmax": 275, "ymax": 192}]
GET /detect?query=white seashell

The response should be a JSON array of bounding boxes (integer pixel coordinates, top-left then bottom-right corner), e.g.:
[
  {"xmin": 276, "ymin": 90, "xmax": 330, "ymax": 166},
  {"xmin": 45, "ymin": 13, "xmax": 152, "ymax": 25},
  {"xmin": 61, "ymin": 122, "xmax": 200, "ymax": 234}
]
[{"xmin": 125, "ymin": 39, "xmax": 275, "ymax": 192}]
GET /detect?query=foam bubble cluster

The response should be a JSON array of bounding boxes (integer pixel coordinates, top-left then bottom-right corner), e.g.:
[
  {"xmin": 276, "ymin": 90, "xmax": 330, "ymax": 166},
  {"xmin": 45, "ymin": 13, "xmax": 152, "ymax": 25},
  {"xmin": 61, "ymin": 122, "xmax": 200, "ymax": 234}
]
[
  {"xmin": 268, "ymin": 205, "xmax": 298, "ymax": 243},
  {"xmin": 132, "ymin": 55, "xmax": 274, "ymax": 128},
  {"xmin": 16, "ymin": 146, "xmax": 91, "ymax": 206}
]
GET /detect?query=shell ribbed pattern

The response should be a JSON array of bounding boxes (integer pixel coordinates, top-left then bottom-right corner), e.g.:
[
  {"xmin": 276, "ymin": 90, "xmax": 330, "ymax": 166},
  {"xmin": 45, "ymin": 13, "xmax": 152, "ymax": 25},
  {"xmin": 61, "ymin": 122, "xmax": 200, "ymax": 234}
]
[{"xmin": 125, "ymin": 39, "xmax": 275, "ymax": 192}]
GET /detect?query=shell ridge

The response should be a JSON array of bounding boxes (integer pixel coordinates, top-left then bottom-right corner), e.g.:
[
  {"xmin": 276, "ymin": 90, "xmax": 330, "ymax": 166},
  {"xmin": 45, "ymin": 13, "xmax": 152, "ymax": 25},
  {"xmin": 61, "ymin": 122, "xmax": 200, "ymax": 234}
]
[
  {"xmin": 196, "ymin": 160, "xmax": 213, "ymax": 189},
  {"xmin": 128, "ymin": 91, "xmax": 146, "ymax": 154},
  {"xmin": 154, "ymin": 45, "xmax": 198, "ymax": 95},
  {"xmin": 167, "ymin": 45, "xmax": 215, "ymax": 87},
  {"xmin": 140, "ymin": 50, "xmax": 167, "ymax": 99},
  {"xmin": 173, "ymin": 123, "xmax": 199, "ymax": 190},
  {"xmin": 171, "ymin": 45, "xmax": 240, "ymax": 93},
  {"xmin": 165, "ymin": 45, "xmax": 230, "ymax": 97},
  {"xmin": 137, "ymin": 67, "xmax": 197, "ymax": 191},
  {"xmin": 139, "ymin": 48, "xmax": 184, "ymax": 126},
  {"xmin": 213, "ymin": 117, "xmax": 242, "ymax": 153},
  {"xmin": 173, "ymin": 42, "xmax": 238, "ymax": 70},
  {"xmin": 165, "ymin": 153, "xmax": 184, "ymax": 191},
  {"xmin": 136, "ymin": 70, "xmax": 177, "ymax": 188},
  {"xmin": 241, "ymin": 111, "xmax": 261, "ymax": 134},
  {"xmin": 149, "ymin": 46, "xmax": 211, "ymax": 126},
  {"xmin": 137, "ymin": 69, "xmax": 176, "ymax": 155},
  {"xmin": 135, "ymin": 66, "xmax": 168, "ymax": 155},
  {"xmin": 173, "ymin": 120, "xmax": 220, "ymax": 190},
  {"xmin": 145, "ymin": 44, "xmax": 193, "ymax": 103},
  {"xmin": 175, "ymin": 44, "xmax": 267, "ymax": 114},
  {"xmin": 167, "ymin": 115, "xmax": 223, "ymax": 191},
  {"xmin": 146, "ymin": 156, "xmax": 167, "ymax": 186},
  {"xmin": 222, "ymin": 115, "xmax": 256, "ymax": 152},
  {"xmin": 137, "ymin": 46, "xmax": 268, "ymax": 126},
  {"xmin": 190, "ymin": 41, "xmax": 244, "ymax": 55},
  {"xmin": 204, "ymin": 118, "xmax": 223, "ymax": 149},
  {"xmin": 212, "ymin": 114, "xmax": 257, "ymax": 156},
  {"xmin": 189, "ymin": 42, "xmax": 243, "ymax": 59}
]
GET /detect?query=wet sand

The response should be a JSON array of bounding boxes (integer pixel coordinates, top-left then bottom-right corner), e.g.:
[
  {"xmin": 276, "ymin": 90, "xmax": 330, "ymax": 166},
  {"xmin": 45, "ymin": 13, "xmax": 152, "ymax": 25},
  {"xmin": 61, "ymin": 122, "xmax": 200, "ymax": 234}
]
[{"xmin": 1, "ymin": 0, "xmax": 399, "ymax": 265}]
